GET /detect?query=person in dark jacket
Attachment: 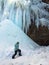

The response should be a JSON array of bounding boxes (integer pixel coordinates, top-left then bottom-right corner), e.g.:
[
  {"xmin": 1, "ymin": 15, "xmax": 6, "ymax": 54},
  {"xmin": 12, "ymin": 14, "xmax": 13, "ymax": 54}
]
[{"xmin": 12, "ymin": 42, "xmax": 22, "ymax": 59}]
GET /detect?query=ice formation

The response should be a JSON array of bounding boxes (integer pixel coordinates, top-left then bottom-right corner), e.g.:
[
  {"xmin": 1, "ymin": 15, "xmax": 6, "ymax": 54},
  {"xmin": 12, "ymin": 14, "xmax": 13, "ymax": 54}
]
[
  {"xmin": 0, "ymin": 0, "xmax": 49, "ymax": 33},
  {"xmin": 0, "ymin": 0, "xmax": 31, "ymax": 33},
  {"xmin": 30, "ymin": 0, "xmax": 49, "ymax": 28}
]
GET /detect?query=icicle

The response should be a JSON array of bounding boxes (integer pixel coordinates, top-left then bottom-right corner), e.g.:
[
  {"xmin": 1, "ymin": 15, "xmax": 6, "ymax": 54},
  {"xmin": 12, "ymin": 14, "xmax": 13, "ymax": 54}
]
[
  {"xmin": 0, "ymin": 0, "xmax": 31, "ymax": 34},
  {"xmin": 25, "ymin": 8, "xmax": 31, "ymax": 33},
  {"xmin": 9, "ymin": 2, "xmax": 17, "ymax": 23},
  {"xmin": 23, "ymin": 10, "xmax": 26, "ymax": 32},
  {"xmin": 15, "ymin": 7, "xmax": 22, "ymax": 29},
  {"xmin": 0, "ymin": 0, "xmax": 5, "ymax": 22},
  {"xmin": 31, "ymin": 5, "xmax": 40, "ymax": 28}
]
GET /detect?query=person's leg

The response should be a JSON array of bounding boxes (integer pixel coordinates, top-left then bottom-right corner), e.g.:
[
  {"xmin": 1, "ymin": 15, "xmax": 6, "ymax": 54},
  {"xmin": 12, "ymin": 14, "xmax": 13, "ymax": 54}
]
[
  {"xmin": 12, "ymin": 50, "xmax": 17, "ymax": 59},
  {"xmin": 18, "ymin": 49, "xmax": 22, "ymax": 56}
]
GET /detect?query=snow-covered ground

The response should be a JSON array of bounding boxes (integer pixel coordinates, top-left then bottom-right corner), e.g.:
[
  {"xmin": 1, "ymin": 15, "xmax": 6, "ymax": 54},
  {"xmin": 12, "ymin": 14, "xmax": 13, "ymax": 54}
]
[
  {"xmin": 0, "ymin": 45, "xmax": 49, "ymax": 65},
  {"xmin": 0, "ymin": 19, "xmax": 39, "ymax": 60},
  {"xmin": 0, "ymin": 19, "xmax": 49, "ymax": 65}
]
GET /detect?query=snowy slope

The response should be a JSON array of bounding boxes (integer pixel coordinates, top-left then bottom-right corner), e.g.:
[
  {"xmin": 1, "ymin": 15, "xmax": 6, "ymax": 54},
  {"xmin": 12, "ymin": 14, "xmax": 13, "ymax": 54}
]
[
  {"xmin": 0, "ymin": 19, "xmax": 49, "ymax": 65},
  {"xmin": 1, "ymin": 46, "xmax": 49, "ymax": 65},
  {"xmin": 0, "ymin": 19, "xmax": 39, "ymax": 60}
]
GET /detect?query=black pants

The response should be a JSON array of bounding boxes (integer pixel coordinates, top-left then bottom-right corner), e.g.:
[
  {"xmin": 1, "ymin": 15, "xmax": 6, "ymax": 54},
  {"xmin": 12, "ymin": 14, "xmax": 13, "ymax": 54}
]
[{"xmin": 12, "ymin": 49, "xmax": 22, "ymax": 59}]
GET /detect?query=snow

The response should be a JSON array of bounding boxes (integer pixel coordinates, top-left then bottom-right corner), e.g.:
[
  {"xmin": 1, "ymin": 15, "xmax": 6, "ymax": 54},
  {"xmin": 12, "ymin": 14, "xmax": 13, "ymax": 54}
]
[
  {"xmin": 0, "ymin": 46, "xmax": 49, "ymax": 65},
  {"xmin": 0, "ymin": 19, "xmax": 49, "ymax": 65},
  {"xmin": 0, "ymin": 19, "xmax": 39, "ymax": 60}
]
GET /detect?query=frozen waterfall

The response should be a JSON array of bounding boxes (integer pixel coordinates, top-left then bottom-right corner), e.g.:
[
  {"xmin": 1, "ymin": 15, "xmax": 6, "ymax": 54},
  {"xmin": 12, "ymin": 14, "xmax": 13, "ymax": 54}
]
[
  {"xmin": 0, "ymin": 0, "xmax": 49, "ymax": 33},
  {"xmin": 0, "ymin": 0, "xmax": 31, "ymax": 33}
]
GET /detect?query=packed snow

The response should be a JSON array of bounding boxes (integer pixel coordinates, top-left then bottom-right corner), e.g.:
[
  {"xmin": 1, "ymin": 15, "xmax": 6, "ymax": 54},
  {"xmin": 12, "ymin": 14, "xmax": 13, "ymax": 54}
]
[
  {"xmin": 0, "ymin": 44, "xmax": 49, "ymax": 65},
  {"xmin": 0, "ymin": 19, "xmax": 49, "ymax": 65},
  {"xmin": 0, "ymin": 19, "xmax": 39, "ymax": 59}
]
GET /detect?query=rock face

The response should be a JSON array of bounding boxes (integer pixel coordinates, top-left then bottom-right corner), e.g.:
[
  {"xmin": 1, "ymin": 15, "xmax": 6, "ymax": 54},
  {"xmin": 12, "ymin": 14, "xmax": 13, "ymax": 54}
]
[
  {"xmin": 42, "ymin": 0, "xmax": 49, "ymax": 4},
  {"xmin": 27, "ymin": 0, "xmax": 49, "ymax": 46},
  {"xmin": 27, "ymin": 20, "xmax": 49, "ymax": 46}
]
